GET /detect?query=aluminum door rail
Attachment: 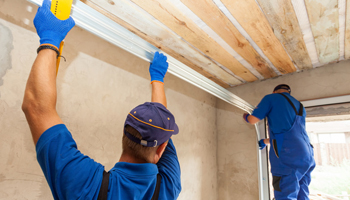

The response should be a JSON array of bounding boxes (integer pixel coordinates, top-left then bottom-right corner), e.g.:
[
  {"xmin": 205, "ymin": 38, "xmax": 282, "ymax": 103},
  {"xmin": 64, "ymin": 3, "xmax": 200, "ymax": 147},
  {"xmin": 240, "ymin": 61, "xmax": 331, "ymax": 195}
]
[
  {"xmin": 255, "ymin": 121, "xmax": 270, "ymax": 200},
  {"xmin": 28, "ymin": 0, "xmax": 255, "ymax": 113}
]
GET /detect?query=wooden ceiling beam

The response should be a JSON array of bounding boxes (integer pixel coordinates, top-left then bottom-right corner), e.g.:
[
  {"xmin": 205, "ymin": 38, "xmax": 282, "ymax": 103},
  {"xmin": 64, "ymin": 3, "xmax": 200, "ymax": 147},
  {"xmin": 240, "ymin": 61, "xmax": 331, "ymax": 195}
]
[
  {"xmin": 345, "ymin": 0, "xmax": 350, "ymax": 59},
  {"xmin": 256, "ymin": 0, "xmax": 313, "ymax": 70},
  {"xmin": 304, "ymin": 0, "xmax": 339, "ymax": 64},
  {"xmin": 180, "ymin": 0, "xmax": 277, "ymax": 79},
  {"xmin": 82, "ymin": 0, "xmax": 243, "ymax": 87},
  {"xmin": 220, "ymin": 0, "xmax": 297, "ymax": 74},
  {"xmin": 129, "ymin": 0, "xmax": 258, "ymax": 82}
]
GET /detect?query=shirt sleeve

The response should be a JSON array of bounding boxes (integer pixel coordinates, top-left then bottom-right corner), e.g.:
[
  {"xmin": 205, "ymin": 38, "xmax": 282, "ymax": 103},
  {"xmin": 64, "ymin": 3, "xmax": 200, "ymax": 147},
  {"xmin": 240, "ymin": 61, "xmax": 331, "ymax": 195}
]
[
  {"xmin": 252, "ymin": 95, "xmax": 272, "ymax": 120},
  {"xmin": 157, "ymin": 138, "xmax": 181, "ymax": 199},
  {"xmin": 36, "ymin": 124, "xmax": 104, "ymax": 200}
]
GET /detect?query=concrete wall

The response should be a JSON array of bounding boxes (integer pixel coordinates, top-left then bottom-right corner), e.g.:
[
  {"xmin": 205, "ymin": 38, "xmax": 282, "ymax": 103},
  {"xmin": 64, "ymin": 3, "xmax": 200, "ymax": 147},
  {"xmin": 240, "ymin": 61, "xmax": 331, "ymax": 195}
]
[
  {"xmin": 217, "ymin": 60, "xmax": 350, "ymax": 200},
  {"xmin": 0, "ymin": 0, "xmax": 218, "ymax": 199}
]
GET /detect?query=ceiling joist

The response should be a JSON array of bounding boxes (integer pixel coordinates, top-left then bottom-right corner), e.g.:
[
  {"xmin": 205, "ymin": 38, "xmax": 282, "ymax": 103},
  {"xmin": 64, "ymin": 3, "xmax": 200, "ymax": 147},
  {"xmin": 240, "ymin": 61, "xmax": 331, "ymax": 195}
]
[
  {"xmin": 179, "ymin": 0, "xmax": 277, "ymax": 79},
  {"xmin": 82, "ymin": 0, "xmax": 244, "ymax": 87},
  {"xmin": 345, "ymin": 0, "xmax": 350, "ymax": 59},
  {"xmin": 129, "ymin": 0, "xmax": 258, "ymax": 82},
  {"xmin": 219, "ymin": 0, "xmax": 297, "ymax": 74},
  {"xmin": 256, "ymin": 0, "xmax": 313, "ymax": 70},
  {"xmin": 68, "ymin": 0, "xmax": 348, "ymax": 87}
]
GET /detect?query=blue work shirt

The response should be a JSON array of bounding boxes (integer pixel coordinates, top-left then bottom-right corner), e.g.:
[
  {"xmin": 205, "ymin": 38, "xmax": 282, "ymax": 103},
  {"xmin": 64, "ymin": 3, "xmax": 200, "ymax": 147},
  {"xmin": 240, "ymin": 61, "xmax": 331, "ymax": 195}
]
[
  {"xmin": 36, "ymin": 124, "xmax": 181, "ymax": 200},
  {"xmin": 252, "ymin": 92, "xmax": 306, "ymax": 134}
]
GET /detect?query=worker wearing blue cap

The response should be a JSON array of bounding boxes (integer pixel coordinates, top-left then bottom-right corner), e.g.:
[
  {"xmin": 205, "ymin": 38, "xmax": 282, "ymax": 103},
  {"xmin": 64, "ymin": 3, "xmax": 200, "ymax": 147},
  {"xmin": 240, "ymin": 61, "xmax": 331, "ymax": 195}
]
[
  {"xmin": 22, "ymin": 1, "xmax": 181, "ymax": 199},
  {"xmin": 243, "ymin": 84, "xmax": 315, "ymax": 200}
]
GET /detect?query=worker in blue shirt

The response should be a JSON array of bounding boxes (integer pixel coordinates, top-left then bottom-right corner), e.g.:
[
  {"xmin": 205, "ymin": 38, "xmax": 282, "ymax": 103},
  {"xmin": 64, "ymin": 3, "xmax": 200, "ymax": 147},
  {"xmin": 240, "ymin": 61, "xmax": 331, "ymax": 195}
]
[
  {"xmin": 243, "ymin": 84, "xmax": 315, "ymax": 200},
  {"xmin": 22, "ymin": 1, "xmax": 181, "ymax": 199}
]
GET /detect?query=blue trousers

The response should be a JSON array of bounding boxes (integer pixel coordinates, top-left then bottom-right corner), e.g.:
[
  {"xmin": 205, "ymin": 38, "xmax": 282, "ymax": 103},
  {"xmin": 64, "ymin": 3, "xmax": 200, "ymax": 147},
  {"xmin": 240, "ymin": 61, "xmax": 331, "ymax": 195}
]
[{"xmin": 273, "ymin": 161, "xmax": 315, "ymax": 200}]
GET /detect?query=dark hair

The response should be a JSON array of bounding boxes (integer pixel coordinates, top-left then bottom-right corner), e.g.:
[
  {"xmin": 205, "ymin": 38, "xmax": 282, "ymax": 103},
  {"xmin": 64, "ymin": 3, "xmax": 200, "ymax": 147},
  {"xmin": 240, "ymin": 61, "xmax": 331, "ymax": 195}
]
[{"xmin": 122, "ymin": 125, "xmax": 158, "ymax": 163}]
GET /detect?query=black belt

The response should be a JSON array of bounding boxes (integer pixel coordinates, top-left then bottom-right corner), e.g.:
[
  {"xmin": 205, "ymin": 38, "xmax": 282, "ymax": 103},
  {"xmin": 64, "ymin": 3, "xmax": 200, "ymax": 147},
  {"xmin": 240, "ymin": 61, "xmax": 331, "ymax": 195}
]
[{"xmin": 97, "ymin": 170, "xmax": 162, "ymax": 200}]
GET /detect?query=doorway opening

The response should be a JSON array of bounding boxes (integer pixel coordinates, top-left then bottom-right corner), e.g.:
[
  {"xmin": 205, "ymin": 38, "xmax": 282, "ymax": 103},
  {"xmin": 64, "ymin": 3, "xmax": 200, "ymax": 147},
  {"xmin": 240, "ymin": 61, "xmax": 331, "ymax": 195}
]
[
  {"xmin": 307, "ymin": 116, "xmax": 350, "ymax": 199},
  {"xmin": 304, "ymin": 98, "xmax": 350, "ymax": 200}
]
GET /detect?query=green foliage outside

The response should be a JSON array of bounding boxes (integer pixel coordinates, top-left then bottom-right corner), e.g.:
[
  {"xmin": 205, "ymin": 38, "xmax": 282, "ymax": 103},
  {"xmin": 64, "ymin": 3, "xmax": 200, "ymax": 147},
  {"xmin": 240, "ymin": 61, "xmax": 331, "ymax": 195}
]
[{"xmin": 310, "ymin": 159, "xmax": 350, "ymax": 196}]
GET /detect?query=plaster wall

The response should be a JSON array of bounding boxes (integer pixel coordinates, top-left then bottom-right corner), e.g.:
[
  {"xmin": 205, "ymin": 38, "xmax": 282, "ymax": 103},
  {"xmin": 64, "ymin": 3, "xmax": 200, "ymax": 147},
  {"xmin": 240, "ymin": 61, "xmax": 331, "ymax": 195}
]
[
  {"xmin": 217, "ymin": 60, "xmax": 350, "ymax": 200},
  {"xmin": 0, "ymin": 0, "xmax": 218, "ymax": 199}
]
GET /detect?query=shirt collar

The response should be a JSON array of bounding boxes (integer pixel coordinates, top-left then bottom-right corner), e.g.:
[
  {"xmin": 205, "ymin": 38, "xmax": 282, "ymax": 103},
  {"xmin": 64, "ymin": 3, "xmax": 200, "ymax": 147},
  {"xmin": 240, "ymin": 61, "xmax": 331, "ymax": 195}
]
[
  {"xmin": 281, "ymin": 92, "xmax": 290, "ymax": 95},
  {"xmin": 111, "ymin": 162, "xmax": 158, "ymax": 176}
]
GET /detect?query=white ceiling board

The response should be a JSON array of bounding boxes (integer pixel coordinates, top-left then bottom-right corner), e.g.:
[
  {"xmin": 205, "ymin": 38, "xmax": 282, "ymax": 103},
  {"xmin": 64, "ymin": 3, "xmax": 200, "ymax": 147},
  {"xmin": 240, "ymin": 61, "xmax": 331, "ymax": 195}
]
[{"xmin": 290, "ymin": 0, "xmax": 321, "ymax": 68}]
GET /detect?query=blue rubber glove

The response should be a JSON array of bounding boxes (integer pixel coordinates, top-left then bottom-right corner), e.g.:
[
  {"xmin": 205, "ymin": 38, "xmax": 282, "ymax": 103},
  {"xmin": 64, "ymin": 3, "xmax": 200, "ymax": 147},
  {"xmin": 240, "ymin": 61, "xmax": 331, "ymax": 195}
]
[
  {"xmin": 243, "ymin": 113, "xmax": 250, "ymax": 123},
  {"xmin": 149, "ymin": 52, "xmax": 169, "ymax": 83},
  {"xmin": 34, "ymin": 0, "xmax": 75, "ymax": 49},
  {"xmin": 258, "ymin": 139, "xmax": 266, "ymax": 150}
]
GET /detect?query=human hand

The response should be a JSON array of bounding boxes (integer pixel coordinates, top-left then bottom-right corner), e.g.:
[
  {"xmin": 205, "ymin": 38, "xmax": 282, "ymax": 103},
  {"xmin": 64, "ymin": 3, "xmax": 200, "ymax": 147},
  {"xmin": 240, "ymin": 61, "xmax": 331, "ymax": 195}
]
[
  {"xmin": 243, "ymin": 113, "xmax": 250, "ymax": 123},
  {"xmin": 34, "ymin": 0, "xmax": 75, "ymax": 49},
  {"xmin": 149, "ymin": 52, "xmax": 169, "ymax": 83},
  {"xmin": 258, "ymin": 139, "xmax": 266, "ymax": 150}
]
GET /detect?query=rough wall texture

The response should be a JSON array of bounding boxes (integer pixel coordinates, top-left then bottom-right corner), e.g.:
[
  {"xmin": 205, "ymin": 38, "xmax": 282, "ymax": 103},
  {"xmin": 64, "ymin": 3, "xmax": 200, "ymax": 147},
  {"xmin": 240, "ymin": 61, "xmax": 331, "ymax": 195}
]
[
  {"xmin": 216, "ymin": 103, "xmax": 259, "ymax": 200},
  {"xmin": 0, "ymin": 1, "xmax": 218, "ymax": 199},
  {"xmin": 217, "ymin": 60, "xmax": 350, "ymax": 200}
]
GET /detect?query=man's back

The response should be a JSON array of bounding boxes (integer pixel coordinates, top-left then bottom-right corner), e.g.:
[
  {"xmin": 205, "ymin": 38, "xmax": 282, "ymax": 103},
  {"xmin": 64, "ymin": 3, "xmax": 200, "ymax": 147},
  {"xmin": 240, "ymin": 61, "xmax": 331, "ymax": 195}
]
[
  {"xmin": 37, "ymin": 125, "xmax": 181, "ymax": 200},
  {"xmin": 252, "ymin": 92, "xmax": 306, "ymax": 134},
  {"xmin": 108, "ymin": 139, "xmax": 181, "ymax": 200}
]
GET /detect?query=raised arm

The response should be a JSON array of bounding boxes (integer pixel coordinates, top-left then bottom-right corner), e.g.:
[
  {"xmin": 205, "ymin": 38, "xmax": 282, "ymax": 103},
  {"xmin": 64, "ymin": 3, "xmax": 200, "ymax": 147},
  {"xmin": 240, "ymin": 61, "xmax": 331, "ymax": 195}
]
[
  {"xmin": 242, "ymin": 95, "xmax": 272, "ymax": 150},
  {"xmin": 149, "ymin": 52, "xmax": 168, "ymax": 107},
  {"xmin": 243, "ymin": 95, "xmax": 272, "ymax": 125},
  {"xmin": 243, "ymin": 113, "xmax": 261, "ymax": 125},
  {"xmin": 22, "ymin": 0, "xmax": 75, "ymax": 145},
  {"xmin": 149, "ymin": 52, "xmax": 181, "ymax": 197}
]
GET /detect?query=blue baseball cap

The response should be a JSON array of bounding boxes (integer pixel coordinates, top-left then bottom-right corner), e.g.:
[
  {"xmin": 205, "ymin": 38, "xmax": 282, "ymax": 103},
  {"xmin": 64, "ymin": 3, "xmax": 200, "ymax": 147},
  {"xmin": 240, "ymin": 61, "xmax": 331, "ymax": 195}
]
[
  {"xmin": 273, "ymin": 84, "xmax": 291, "ymax": 93},
  {"xmin": 124, "ymin": 102, "xmax": 179, "ymax": 147}
]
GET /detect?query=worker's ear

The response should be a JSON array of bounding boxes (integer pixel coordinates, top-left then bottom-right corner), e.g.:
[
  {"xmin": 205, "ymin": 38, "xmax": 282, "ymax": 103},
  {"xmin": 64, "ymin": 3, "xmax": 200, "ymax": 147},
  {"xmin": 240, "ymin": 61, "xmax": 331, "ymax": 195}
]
[{"xmin": 153, "ymin": 141, "xmax": 168, "ymax": 164}]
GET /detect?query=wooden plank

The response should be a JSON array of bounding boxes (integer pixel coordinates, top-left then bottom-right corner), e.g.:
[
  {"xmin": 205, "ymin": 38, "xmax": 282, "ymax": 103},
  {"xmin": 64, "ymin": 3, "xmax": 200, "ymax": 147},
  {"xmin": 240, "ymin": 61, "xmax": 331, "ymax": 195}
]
[
  {"xmin": 304, "ymin": 0, "xmax": 339, "ymax": 64},
  {"xmin": 220, "ymin": 0, "xmax": 297, "ymax": 74},
  {"xmin": 256, "ymin": 0, "xmax": 313, "ymax": 70},
  {"xmin": 82, "ymin": 0, "xmax": 243, "ymax": 87},
  {"xmin": 180, "ymin": 0, "xmax": 277, "ymax": 78},
  {"xmin": 129, "ymin": 0, "xmax": 258, "ymax": 82},
  {"xmin": 345, "ymin": 0, "xmax": 350, "ymax": 59}
]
